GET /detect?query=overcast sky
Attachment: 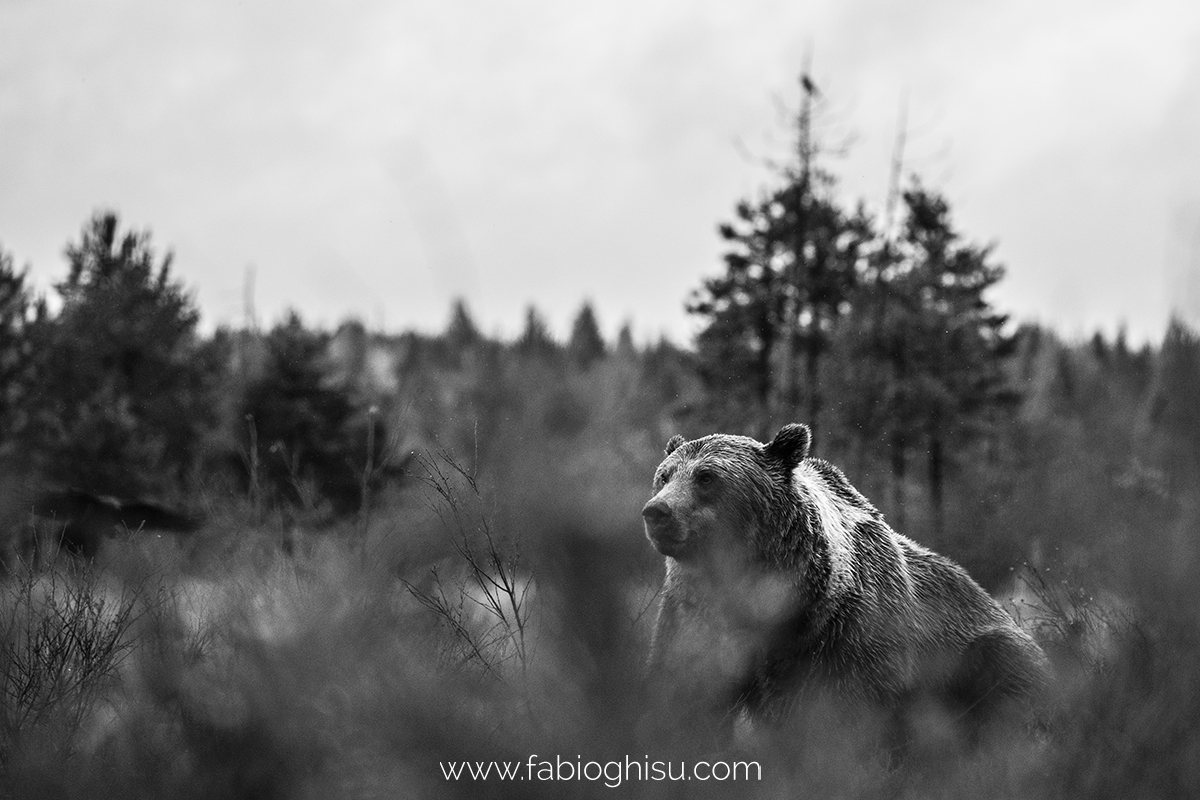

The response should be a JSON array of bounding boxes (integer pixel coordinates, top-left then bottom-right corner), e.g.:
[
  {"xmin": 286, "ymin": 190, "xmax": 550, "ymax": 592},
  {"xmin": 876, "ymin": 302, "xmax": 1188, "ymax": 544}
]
[{"xmin": 2, "ymin": 0, "xmax": 1198, "ymax": 344}]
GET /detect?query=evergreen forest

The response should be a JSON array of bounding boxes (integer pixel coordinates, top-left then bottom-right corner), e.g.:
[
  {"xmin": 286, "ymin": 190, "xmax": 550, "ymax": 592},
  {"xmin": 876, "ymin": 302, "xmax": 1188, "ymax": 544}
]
[{"xmin": 0, "ymin": 91, "xmax": 1197, "ymax": 798}]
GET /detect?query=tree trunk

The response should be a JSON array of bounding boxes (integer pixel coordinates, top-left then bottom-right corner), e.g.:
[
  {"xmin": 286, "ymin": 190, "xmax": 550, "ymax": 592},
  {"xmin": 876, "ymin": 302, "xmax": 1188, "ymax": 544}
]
[
  {"xmin": 928, "ymin": 429, "xmax": 944, "ymax": 541},
  {"xmin": 890, "ymin": 430, "xmax": 906, "ymax": 530},
  {"xmin": 806, "ymin": 306, "xmax": 822, "ymax": 449},
  {"xmin": 757, "ymin": 313, "xmax": 775, "ymax": 439}
]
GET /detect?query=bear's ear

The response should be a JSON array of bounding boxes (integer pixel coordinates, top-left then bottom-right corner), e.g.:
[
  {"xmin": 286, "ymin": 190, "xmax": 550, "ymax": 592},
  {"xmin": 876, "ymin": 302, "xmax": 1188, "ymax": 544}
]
[
  {"xmin": 664, "ymin": 434, "xmax": 686, "ymax": 456},
  {"xmin": 765, "ymin": 424, "xmax": 811, "ymax": 469}
]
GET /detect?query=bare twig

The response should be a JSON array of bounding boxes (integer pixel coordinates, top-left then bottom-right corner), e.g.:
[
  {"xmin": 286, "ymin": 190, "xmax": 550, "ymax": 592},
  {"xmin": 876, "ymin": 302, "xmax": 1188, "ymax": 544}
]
[{"xmin": 403, "ymin": 449, "xmax": 530, "ymax": 675}]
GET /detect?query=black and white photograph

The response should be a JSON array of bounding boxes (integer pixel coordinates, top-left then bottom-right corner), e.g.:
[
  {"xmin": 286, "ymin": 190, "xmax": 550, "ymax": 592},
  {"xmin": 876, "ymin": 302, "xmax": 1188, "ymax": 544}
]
[{"xmin": 1, "ymin": 1, "xmax": 1197, "ymax": 796}]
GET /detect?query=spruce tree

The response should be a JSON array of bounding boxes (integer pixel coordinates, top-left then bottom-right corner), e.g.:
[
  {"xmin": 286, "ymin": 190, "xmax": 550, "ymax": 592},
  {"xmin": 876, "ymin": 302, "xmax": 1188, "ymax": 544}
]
[
  {"xmin": 567, "ymin": 302, "xmax": 606, "ymax": 369},
  {"xmin": 31, "ymin": 212, "xmax": 220, "ymax": 496},
  {"xmin": 859, "ymin": 186, "xmax": 1017, "ymax": 533}
]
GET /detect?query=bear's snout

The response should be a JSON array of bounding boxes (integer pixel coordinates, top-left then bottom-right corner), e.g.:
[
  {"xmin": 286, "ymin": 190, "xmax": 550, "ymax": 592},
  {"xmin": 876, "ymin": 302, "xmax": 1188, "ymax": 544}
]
[
  {"xmin": 642, "ymin": 499, "xmax": 672, "ymax": 524},
  {"xmin": 643, "ymin": 498, "xmax": 690, "ymax": 556}
]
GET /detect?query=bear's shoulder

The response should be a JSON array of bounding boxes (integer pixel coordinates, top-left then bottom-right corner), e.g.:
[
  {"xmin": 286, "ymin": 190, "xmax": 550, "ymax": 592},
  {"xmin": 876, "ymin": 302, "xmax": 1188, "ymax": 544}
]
[{"xmin": 794, "ymin": 457, "xmax": 879, "ymax": 518}]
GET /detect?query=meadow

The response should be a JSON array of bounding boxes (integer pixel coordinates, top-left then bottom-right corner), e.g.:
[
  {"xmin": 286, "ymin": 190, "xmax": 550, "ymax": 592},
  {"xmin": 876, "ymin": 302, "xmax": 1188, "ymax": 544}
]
[{"xmin": 1, "ymin": 306, "xmax": 1197, "ymax": 799}]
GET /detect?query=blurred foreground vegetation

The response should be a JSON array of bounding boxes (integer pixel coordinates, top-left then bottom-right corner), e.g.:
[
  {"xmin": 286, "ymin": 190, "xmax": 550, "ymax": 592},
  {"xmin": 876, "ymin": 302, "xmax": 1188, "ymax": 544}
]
[{"xmin": 1, "ymin": 98, "xmax": 1199, "ymax": 796}]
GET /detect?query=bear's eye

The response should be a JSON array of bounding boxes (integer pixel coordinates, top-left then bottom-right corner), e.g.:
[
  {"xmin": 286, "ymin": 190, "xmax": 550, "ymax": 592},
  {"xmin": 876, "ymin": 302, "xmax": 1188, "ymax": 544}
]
[{"xmin": 694, "ymin": 470, "xmax": 715, "ymax": 487}]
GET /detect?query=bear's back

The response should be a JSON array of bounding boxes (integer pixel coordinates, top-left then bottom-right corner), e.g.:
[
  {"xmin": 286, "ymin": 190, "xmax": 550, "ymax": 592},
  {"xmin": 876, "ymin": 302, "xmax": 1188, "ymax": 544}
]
[{"xmin": 792, "ymin": 459, "xmax": 1049, "ymax": 717}]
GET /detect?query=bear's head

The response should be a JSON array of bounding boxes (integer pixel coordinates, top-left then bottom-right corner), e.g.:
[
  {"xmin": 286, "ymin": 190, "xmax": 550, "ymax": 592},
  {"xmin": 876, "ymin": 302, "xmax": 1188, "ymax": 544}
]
[{"xmin": 641, "ymin": 424, "xmax": 812, "ymax": 563}]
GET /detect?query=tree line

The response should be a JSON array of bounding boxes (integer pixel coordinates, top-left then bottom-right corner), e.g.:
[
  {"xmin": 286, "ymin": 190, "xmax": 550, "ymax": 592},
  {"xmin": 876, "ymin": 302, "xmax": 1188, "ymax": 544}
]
[
  {"xmin": 0, "ymin": 215, "xmax": 691, "ymax": 531},
  {"xmin": 0, "ymin": 77, "xmax": 1197, "ymax": 595},
  {"xmin": 0, "ymin": 215, "xmax": 382, "ymax": 519}
]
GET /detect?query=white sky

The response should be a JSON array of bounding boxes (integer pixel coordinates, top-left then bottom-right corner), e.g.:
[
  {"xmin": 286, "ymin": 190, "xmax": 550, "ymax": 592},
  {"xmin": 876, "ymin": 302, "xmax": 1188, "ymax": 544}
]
[{"xmin": 2, "ymin": 0, "xmax": 1198, "ymax": 344}]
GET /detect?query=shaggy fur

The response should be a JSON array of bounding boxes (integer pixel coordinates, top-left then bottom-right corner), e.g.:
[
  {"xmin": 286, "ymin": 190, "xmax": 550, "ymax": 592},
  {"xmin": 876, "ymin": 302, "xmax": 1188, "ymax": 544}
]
[{"xmin": 642, "ymin": 423, "xmax": 1048, "ymax": 740}]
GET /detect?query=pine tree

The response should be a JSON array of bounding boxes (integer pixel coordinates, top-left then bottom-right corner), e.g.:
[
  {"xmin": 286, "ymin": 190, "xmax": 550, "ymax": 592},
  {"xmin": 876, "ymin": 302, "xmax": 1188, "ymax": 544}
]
[
  {"xmin": 615, "ymin": 322, "xmax": 636, "ymax": 359},
  {"xmin": 515, "ymin": 306, "xmax": 558, "ymax": 360},
  {"xmin": 0, "ymin": 246, "xmax": 43, "ymax": 456},
  {"xmin": 855, "ymin": 185, "xmax": 1017, "ymax": 533},
  {"xmin": 31, "ymin": 212, "xmax": 221, "ymax": 496},
  {"xmin": 687, "ymin": 77, "xmax": 871, "ymax": 439},
  {"xmin": 445, "ymin": 298, "xmax": 482, "ymax": 350},
  {"xmin": 1152, "ymin": 318, "xmax": 1200, "ymax": 492},
  {"xmin": 567, "ymin": 302, "xmax": 606, "ymax": 369},
  {"xmin": 241, "ymin": 311, "xmax": 384, "ymax": 514},
  {"xmin": 689, "ymin": 181, "xmax": 870, "ymax": 437}
]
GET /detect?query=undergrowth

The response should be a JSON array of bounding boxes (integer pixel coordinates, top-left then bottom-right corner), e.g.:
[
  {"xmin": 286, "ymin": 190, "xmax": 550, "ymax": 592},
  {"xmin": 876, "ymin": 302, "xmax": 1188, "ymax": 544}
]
[{"xmin": 0, "ymin": 450, "xmax": 1195, "ymax": 799}]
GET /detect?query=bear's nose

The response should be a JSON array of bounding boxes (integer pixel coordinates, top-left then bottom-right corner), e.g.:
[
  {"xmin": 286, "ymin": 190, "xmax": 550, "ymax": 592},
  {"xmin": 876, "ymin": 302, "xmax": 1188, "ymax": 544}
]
[{"xmin": 642, "ymin": 500, "xmax": 672, "ymax": 524}]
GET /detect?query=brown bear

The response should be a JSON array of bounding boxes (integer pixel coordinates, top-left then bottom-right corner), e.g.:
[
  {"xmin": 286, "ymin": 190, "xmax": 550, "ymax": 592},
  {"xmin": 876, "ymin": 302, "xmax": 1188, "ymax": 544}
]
[{"xmin": 641, "ymin": 423, "xmax": 1048, "ymax": 745}]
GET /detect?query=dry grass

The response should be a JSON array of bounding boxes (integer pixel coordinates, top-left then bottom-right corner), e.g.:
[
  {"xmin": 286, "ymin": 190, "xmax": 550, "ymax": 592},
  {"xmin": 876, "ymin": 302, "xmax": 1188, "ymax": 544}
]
[{"xmin": 0, "ymin": 450, "xmax": 1195, "ymax": 799}]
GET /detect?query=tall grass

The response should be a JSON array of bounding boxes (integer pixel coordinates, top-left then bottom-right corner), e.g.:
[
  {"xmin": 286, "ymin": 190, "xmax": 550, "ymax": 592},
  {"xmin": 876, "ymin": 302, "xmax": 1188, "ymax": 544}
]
[{"xmin": 0, "ymin": 444, "xmax": 1196, "ymax": 799}]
